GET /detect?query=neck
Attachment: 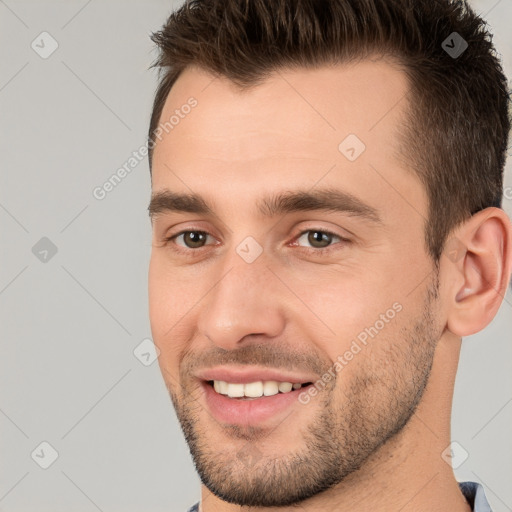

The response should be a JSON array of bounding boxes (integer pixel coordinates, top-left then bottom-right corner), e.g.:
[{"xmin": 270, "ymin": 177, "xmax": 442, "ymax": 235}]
[{"xmin": 200, "ymin": 332, "xmax": 471, "ymax": 512}]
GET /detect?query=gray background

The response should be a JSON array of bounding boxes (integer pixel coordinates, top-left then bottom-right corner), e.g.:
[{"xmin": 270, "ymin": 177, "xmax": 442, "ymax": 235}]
[{"xmin": 0, "ymin": 0, "xmax": 511, "ymax": 511}]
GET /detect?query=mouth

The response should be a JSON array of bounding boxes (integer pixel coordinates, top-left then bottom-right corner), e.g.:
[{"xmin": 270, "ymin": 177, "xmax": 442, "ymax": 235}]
[
  {"xmin": 198, "ymin": 376, "xmax": 316, "ymax": 426},
  {"xmin": 207, "ymin": 379, "xmax": 313, "ymax": 399}
]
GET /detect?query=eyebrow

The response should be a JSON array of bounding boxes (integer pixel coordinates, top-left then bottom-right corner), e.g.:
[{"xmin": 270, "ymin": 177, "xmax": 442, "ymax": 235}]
[{"xmin": 148, "ymin": 187, "xmax": 382, "ymax": 224}]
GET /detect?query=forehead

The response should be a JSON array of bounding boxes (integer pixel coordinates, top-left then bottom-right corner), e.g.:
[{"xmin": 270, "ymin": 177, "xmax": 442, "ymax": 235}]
[
  {"xmin": 150, "ymin": 59, "xmax": 426, "ymax": 229},
  {"xmin": 154, "ymin": 59, "xmax": 409, "ymax": 158}
]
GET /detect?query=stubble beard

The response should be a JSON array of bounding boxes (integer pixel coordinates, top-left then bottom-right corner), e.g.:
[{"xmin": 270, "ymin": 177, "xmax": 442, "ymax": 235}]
[{"xmin": 168, "ymin": 272, "xmax": 441, "ymax": 507}]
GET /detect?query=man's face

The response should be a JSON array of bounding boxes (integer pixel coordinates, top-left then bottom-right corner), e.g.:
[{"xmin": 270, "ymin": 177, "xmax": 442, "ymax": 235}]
[{"xmin": 148, "ymin": 60, "xmax": 443, "ymax": 507}]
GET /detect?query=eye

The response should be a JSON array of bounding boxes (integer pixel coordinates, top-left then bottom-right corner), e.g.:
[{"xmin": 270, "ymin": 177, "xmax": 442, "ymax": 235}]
[
  {"xmin": 166, "ymin": 230, "xmax": 214, "ymax": 250},
  {"xmin": 294, "ymin": 229, "xmax": 346, "ymax": 251},
  {"xmin": 162, "ymin": 227, "xmax": 349, "ymax": 256}
]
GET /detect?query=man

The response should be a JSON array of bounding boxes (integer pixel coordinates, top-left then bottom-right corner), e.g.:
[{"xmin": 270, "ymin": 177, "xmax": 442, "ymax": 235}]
[{"xmin": 146, "ymin": 0, "xmax": 512, "ymax": 510}]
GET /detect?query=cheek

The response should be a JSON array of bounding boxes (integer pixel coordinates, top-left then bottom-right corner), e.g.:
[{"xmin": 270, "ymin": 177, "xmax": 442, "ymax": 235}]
[
  {"xmin": 289, "ymin": 271, "xmax": 385, "ymax": 329},
  {"xmin": 149, "ymin": 255, "xmax": 198, "ymax": 320},
  {"xmin": 288, "ymin": 268, "xmax": 409, "ymax": 368},
  {"xmin": 148, "ymin": 257, "xmax": 170, "ymax": 336},
  {"xmin": 148, "ymin": 256, "xmax": 193, "ymax": 361}
]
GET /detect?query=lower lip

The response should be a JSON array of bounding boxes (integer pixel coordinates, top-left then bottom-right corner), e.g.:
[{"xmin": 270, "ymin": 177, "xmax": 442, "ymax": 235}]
[{"xmin": 200, "ymin": 381, "xmax": 311, "ymax": 426}]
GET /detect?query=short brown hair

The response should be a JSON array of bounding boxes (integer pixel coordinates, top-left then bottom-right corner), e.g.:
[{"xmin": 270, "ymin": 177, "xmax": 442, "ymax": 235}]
[{"xmin": 148, "ymin": 0, "xmax": 511, "ymax": 262}]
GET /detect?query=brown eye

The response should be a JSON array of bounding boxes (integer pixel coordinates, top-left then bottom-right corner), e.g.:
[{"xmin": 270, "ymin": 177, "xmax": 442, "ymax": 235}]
[
  {"xmin": 177, "ymin": 231, "xmax": 209, "ymax": 248},
  {"xmin": 292, "ymin": 228, "xmax": 351, "ymax": 255},
  {"xmin": 307, "ymin": 231, "xmax": 334, "ymax": 248}
]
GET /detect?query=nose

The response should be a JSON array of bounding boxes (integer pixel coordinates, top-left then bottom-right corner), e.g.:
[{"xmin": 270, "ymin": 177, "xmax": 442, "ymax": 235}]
[{"xmin": 197, "ymin": 255, "xmax": 286, "ymax": 350}]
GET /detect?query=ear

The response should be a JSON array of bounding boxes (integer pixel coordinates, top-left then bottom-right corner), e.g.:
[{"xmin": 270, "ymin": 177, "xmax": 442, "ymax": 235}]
[{"xmin": 444, "ymin": 207, "xmax": 512, "ymax": 337}]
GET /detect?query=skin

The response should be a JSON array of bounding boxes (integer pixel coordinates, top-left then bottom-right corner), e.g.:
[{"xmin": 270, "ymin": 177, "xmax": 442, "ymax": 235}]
[{"xmin": 148, "ymin": 59, "xmax": 512, "ymax": 512}]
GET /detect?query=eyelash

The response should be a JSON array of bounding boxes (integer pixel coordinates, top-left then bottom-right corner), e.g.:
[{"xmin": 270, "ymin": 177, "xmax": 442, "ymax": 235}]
[{"xmin": 162, "ymin": 228, "xmax": 350, "ymax": 256}]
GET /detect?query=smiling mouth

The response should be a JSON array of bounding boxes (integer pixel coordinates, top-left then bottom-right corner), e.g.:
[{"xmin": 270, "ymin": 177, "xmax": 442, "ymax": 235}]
[{"xmin": 207, "ymin": 379, "xmax": 313, "ymax": 400}]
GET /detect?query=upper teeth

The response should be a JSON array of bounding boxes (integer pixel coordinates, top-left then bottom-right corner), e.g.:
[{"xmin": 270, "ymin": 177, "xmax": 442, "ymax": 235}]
[{"xmin": 213, "ymin": 380, "xmax": 303, "ymax": 398}]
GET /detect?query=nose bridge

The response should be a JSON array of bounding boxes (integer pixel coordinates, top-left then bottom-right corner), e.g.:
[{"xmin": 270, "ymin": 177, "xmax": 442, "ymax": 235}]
[{"xmin": 197, "ymin": 250, "xmax": 285, "ymax": 348}]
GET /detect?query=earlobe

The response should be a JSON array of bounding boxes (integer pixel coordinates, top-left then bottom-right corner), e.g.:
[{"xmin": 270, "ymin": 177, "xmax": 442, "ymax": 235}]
[{"xmin": 445, "ymin": 207, "xmax": 512, "ymax": 337}]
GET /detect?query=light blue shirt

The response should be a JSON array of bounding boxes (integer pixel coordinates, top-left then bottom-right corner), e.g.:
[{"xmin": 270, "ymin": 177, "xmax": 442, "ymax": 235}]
[
  {"xmin": 186, "ymin": 481, "xmax": 493, "ymax": 511},
  {"xmin": 459, "ymin": 481, "xmax": 493, "ymax": 512}
]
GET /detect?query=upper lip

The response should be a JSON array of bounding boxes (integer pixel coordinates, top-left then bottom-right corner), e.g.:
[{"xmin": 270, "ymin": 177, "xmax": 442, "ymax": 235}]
[{"xmin": 195, "ymin": 366, "xmax": 318, "ymax": 384}]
